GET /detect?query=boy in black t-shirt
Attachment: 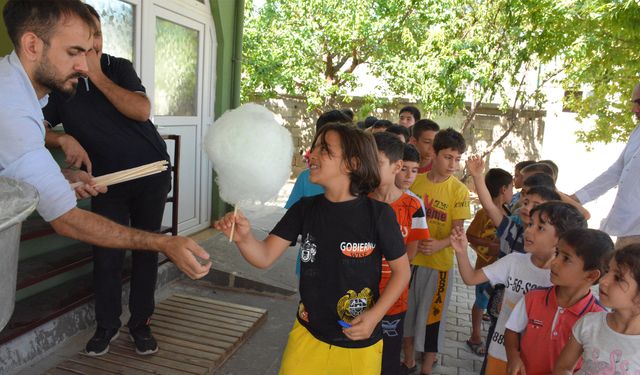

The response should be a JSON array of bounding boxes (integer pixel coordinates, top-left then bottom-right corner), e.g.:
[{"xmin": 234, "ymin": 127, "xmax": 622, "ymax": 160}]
[{"xmin": 215, "ymin": 124, "xmax": 410, "ymax": 375}]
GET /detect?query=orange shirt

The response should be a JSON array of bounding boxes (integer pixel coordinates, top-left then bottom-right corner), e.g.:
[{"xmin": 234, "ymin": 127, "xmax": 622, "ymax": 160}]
[{"xmin": 374, "ymin": 192, "xmax": 429, "ymax": 315}]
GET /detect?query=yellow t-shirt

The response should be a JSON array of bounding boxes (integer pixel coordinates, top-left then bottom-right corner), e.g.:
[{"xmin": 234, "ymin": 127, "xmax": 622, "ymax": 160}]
[{"xmin": 410, "ymin": 173, "xmax": 470, "ymax": 270}]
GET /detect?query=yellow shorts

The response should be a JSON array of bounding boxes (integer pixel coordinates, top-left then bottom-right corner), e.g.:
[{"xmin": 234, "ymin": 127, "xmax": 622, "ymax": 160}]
[
  {"xmin": 278, "ymin": 320, "xmax": 383, "ymax": 375},
  {"xmin": 485, "ymin": 354, "xmax": 507, "ymax": 374}
]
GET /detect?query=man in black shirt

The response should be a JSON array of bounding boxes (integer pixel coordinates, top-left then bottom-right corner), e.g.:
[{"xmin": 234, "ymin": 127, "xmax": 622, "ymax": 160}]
[{"xmin": 44, "ymin": 5, "xmax": 170, "ymax": 357}]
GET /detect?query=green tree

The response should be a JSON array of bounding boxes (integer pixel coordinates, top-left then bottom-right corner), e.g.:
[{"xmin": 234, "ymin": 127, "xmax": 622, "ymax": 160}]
[
  {"xmin": 563, "ymin": 0, "xmax": 640, "ymax": 143},
  {"xmin": 243, "ymin": 0, "xmax": 640, "ymax": 144}
]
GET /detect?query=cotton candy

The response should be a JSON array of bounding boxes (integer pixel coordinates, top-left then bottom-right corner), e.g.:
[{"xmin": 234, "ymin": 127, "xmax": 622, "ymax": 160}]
[{"xmin": 204, "ymin": 103, "xmax": 293, "ymax": 205}]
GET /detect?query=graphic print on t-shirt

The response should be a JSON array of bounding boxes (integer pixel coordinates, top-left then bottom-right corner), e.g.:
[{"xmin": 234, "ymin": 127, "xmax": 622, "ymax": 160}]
[
  {"xmin": 340, "ymin": 241, "xmax": 376, "ymax": 257},
  {"xmin": 300, "ymin": 233, "xmax": 318, "ymax": 263},
  {"xmin": 423, "ymin": 193, "xmax": 448, "ymax": 222},
  {"xmin": 336, "ymin": 288, "xmax": 373, "ymax": 323}
]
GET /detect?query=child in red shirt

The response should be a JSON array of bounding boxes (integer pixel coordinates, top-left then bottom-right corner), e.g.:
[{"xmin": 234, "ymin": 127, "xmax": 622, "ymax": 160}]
[
  {"xmin": 370, "ymin": 132, "xmax": 429, "ymax": 375},
  {"xmin": 504, "ymin": 228, "xmax": 614, "ymax": 374}
]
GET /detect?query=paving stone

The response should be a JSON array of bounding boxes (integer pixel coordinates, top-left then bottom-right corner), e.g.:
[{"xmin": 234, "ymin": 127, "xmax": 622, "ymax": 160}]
[{"xmin": 440, "ymin": 354, "xmax": 475, "ymax": 371}]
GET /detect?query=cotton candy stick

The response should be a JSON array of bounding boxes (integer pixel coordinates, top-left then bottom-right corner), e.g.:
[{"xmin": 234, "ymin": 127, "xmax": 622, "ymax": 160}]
[{"xmin": 229, "ymin": 206, "xmax": 238, "ymax": 242}]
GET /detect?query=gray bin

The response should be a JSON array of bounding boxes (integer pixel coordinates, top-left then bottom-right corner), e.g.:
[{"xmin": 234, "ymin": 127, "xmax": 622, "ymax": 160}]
[{"xmin": 0, "ymin": 177, "xmax": 38, "ymax": 331}]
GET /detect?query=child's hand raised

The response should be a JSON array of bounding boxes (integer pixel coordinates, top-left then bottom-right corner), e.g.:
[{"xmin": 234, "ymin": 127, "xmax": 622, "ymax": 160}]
[
  {"xmin": 450, "ymin": 226, "xmax": 469, "ymax": 254},
  {"xmin": 213, "ymin": 209, "xmax": 251, "ymax": 242},
  {"xmin": 342, "ymin": 311, "xmax": 377, "ymax": 341},
  {"xmin": 466, "ymin": 155, "xmax": 485, "ymax": 177}
]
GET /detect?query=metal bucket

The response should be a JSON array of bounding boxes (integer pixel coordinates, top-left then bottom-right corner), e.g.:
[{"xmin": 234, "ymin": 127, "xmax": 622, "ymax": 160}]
[{"xmin": 0, "ymin": 177, "xmax": 38, "ymax": 331}]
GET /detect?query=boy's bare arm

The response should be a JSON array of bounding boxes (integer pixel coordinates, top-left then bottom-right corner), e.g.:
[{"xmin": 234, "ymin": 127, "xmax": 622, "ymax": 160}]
[
  {"xmin": 343, "ymin": 254, "xmax": 411, "ymax": 341},
  {"xmin": 552, "ymin": 334, "xmax": 583, "ymax": 374},
  {"xmin": 557, "ymin": 190, "xmax": 591, "ymax": 220},
  {"xmin": 450, "ymin": 226, "xmax": 489, "ymax": 285},
  {"xmin": 406, "ymin": 241, "xmax": 419, "ymax": 260},
  {"xmin": 467, "ymin": 155, "xmax": 505, "ymax": 227},
  {"xmin": 213, "ymin": 210, "xmax": 291, "ymax": 269},
  {"xmin": 417, "ymin": 219, "xmax": 463, "ymax": 255},
  {"xmin": 505, "ymin": 329, "xmax": 526, "ymax": 375}
]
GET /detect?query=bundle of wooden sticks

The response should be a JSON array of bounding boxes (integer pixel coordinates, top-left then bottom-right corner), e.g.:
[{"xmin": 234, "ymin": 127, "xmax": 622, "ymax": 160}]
[{"xmin": 70, "ymin": 160, "xmax": 168, "ymax": 188}]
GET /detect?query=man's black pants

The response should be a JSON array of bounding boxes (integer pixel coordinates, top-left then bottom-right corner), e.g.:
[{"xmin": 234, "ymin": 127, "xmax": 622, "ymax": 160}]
[{"xmin": 91, "ymin": 171, "xmax": 171, "ymax": 330}]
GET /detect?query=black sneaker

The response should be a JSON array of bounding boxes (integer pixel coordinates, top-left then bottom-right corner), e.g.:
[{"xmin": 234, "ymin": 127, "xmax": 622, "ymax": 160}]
[
  {"xmin": 85, "ymin": 327, "xmax": 119, "ymax": 356},
  {"xmin": 129, "ymin": 322, "xmax": 158, "ymax": 355}
]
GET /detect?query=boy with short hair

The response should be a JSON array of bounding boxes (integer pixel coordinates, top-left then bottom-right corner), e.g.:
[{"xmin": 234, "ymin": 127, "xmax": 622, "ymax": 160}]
[
  {"xmin": 395, "ymin": 144, "xmax": 421, "ymax": 192},
  {"xmin": 399, "ymin": 105, "xmax": 421, "ymax": 128},
  {"xmin": 510, "ymin": 160, "xmax": 536, "ymax": 207},
  {"xmin": 520, "ymin": 163, "xmax": 555, "ymax": 182},
  {"xmin": 465, "ymin": 168, "xmax": 514, "ymax": 356},
  {"xmin": 370, "ymin": 132, "xmax": 430, "ymax": 375},
  {"xmin": 371, "ymin": 119, "xmax": 394, "ymax": 133},
  {"xmin": 467, "ymin": 156, "xmax": 560, "ymax": 257},
  {"xmin": 401, "ymin": 128, "xmax": 471, "ymax": 375},
  {"xmin": 451, "ymin": 201, "xmax": 588, "ymax": 374},
  {"xmin": 504, "ymin": 228, "xmax": 613, "ymax": 375},
  {"xmin": 386, "ymin": 124, "xmax": 410, "ymax": 143},
  {"xmin": 410, "ymin": 119, "xmax": 440, "ymax": 174}
]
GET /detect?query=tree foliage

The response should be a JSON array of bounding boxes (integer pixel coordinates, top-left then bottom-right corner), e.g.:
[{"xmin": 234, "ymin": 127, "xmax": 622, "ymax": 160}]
[{"xmin": 242, "ymin": 0, "xmax": 640, "ymax": 143}]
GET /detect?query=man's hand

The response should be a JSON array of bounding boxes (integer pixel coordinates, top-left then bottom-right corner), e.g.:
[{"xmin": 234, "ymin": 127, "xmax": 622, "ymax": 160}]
[
  {"xmin": 418, "ymin": 238, "xmax": 448, "ymax": 255},
  {"xmin": 85, "ymin": 49, "xmax": 105, "ymax": 82},
  {"xmin": 58, "ymin": 134, "xmax": 92, "ymax": 174},
  {"xmin": 466, "ymin": 155, "xmax": 485, "ymax": 177},
  {"xmin": 157, "ymin": 236, "xmax": 211, "ymax": 279},
  {"xmin": 62, "ymin": 168, "xmax": 107, "ymax": 199}
]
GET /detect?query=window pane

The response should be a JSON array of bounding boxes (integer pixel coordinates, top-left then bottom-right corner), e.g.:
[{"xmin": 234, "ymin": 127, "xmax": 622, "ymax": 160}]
[
  {"xmin": 154, "ymin": 18, "xmax": 199, "ymax": 117},
  {"xmin": 85, "ymin": 0, "xmax": 135, "ymax": 62}
]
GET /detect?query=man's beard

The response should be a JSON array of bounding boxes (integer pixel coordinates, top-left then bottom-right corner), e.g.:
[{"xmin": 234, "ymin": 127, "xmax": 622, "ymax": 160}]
[{"xmin": 34, "ymin": 53, "xmax": 82, "ymax": 96}]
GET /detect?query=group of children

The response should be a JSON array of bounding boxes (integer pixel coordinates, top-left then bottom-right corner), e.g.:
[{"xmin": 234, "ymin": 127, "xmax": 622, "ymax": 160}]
[{"xmin": 213, "ymin": 108, "xmax": 640, "ymax": 375}]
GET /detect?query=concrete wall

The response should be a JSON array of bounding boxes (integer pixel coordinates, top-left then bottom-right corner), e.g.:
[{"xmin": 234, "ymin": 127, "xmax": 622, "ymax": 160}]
[{"xmin": 253, "ymin": 95, "xmax": 546, "ymax": 176}]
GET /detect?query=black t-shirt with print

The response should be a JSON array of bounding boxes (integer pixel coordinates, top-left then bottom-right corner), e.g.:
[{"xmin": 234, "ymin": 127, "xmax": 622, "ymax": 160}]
[{"xmin": 271, "ymin": 195, "xmax": 405, "ymax": 348}]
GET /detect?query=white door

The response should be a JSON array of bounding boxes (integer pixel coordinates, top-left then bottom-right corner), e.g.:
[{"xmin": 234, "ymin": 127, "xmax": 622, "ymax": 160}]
[{"xmin": 141, "ymin": 3, "xmax": 214, "ymax": 234}]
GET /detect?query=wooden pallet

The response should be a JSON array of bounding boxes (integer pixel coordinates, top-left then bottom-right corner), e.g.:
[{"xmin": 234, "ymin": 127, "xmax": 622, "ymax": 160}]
[{"xmin": 46, "ymin": 294, "xmax": 268, "ymax": 375}]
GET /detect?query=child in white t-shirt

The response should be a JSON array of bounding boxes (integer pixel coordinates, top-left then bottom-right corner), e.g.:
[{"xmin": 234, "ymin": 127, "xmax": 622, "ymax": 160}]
[
  {"xmin": 451, "ymin": 201, "xmax": 587, "ymax": 374},
  {"xmin": 554, "ymin": 244, "xmax": 640, "ymax": 374}
]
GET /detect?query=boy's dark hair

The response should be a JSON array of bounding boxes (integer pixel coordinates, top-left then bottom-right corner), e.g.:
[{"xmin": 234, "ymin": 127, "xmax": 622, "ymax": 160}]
[
  {"xmin": 386, "ymin": 125, "xmax": 410, "ymax": 142},
  {"xmin": 372, "ymin": 119, "xmax": 393, "ymax": 130},
  {"xmin": 374, "ymin": 132, "xmax": 404, "ymax": 163},
  {"xmin": 523, "ymin": 173, "xmax": 556, "ymax": 190},
  {"xmin": 560, "ymin": 228, "xmax": 614, "ymax": 282},
  {"xmin": 529, "ymin": 201, "xmax": 587, "ymax": 237},
  {"xmin": 524, "ymin": 186, "xmax": 561, "ymax": 201},
  {"xmin": 316, "ymin": 110, "xmax": 352, "ymax": 133},
  {"xmin": 402, "ymin": 144, "xmax": 420, "ymax": 163},
  {"xmin": 521, "ymin": 163, "xmax": 554, "ymax": 177},
  {"xmin": 515, "ymin": 160, "xmax": 537, "ymax": 172},
  {"xmin": 411, "ymin": 119, "xmax": 440, "ymax": 139},
  {"xmin": 84, "ymin": 3, "xmax": 99, "ymax": 21},
  {"xmin": 364, "ymin": 116, "xmax": 378, "ymax": 128},
  {"xmin": 400, "ymin": 105, "xmax": 421, "ymax": 121},
  {"xmin": 612, "ymin": 244, "xmax": 640, "ymax": 294},
  {"xmin": 538, "ymin": 159, "xmax": 559, "ymax": 180},
  {"xmin": 313, "ymin": 123, "xmax": 380, "ymax": 196},
  {"xmin": 3, "ymin": 0, "xmax": 96, "ymax": 50},
  {"xmin": 485, "ymin": 168, "xmax": 513, "ymax": 198},
  {"xmin": 433, "ymin": 128, "xmax": 466, "ymax": 154},
  {"xmin": 341, "ymin": 108, "xmax": 355, "ymax": 121}
]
